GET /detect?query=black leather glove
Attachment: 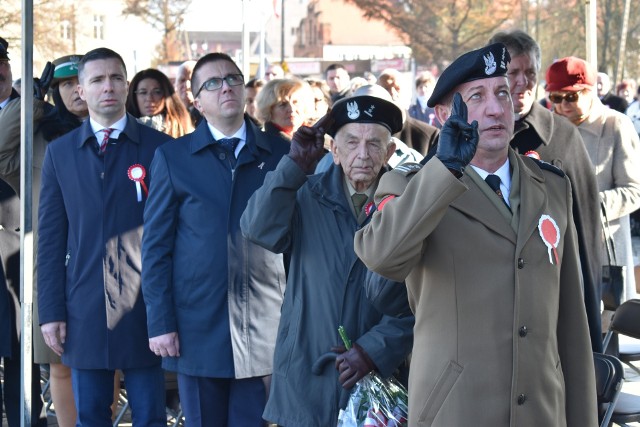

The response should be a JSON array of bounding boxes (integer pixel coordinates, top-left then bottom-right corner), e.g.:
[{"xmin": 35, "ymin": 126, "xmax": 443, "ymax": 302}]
[
  {"xmin": 435, "ymin": 92, "xmax": 479, "ymax": 176},
  {"xmin": 33, "ymin": 61, "xmax": 53, "ymax": 101},
  {"xmin": 335, "ymin": 343, "xmax": 376, "ymax": 389},
  {"xmin": 288, "ymin": 112, "xmax": 333, "ymax": 174}
]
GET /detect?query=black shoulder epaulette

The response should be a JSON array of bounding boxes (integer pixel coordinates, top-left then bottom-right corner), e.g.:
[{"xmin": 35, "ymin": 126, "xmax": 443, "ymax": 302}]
[
  {"xmin": 529, "ymin": 157, "xmax": 565, "ymax": 178},
  {"xmin": 393, "ymin": 162, "xmax": 423, "ymax": 176}
]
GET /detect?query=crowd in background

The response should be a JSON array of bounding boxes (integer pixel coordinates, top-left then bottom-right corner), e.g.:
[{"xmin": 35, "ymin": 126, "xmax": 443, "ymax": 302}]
[{"xmin": 0, "ymin": 27, "xmax": 640, "ymax": 427}]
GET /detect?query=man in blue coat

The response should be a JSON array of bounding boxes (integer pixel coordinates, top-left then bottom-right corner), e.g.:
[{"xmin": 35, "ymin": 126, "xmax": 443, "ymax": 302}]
[
  {"xmin": 37, "ymin": 47, "xmax": 173, "ymax": 426},
  {"xmin": 141, "ymin": 52, "xmax": 290, "ymax": 426}
]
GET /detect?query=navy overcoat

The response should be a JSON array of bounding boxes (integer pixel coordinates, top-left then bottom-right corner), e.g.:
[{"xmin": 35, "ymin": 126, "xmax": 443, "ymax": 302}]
[{"xmin": 37, "ymin": 114, "xmax": 173, "ymax": 369}]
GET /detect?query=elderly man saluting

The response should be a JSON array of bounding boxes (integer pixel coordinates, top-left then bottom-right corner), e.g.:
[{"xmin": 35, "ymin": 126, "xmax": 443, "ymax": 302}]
[
  {"xmin": 241, "ymin": 95, "xmax": 414, "ymax": 426},
  {"xmin": 354, "ymin": 43, "xmax": 597, "ymax": 427}
]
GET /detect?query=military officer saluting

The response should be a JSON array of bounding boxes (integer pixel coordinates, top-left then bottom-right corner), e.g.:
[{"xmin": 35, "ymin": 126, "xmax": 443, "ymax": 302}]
[{"xmin": 354, "ymin": 43, "xmax": 597, "ymax": 427}]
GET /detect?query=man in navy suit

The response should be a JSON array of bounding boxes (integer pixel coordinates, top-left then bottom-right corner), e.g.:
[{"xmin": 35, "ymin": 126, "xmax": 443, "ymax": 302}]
[
  {"xmin": 141, "ymin": 53, "xmax": 290, "ymax": 426},
  {"xmin": 37, "ymin": 47, "xmax": 173, "ymax": 426}
]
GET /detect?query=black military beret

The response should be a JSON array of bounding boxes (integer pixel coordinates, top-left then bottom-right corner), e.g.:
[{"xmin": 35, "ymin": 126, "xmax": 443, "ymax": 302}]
[
  {"xmin": 427, "ymin": 42, "xmax": 511, "ymax": 107},
  {"xmin": 327, "ymin": 94, "xmax": 403, "ymax": 138},
  {"xmin": 0, "ymin": 37, "xmax": 9, "ymax": 61}
]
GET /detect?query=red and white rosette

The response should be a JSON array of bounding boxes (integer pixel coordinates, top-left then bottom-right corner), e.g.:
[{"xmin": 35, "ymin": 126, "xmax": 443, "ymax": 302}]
[
  {"xmin": 524, "ymin": 150, "xmax": 540, "ymax": 160},
  {"xmin": 538, "ymin": 214, "xmax": 560, "ymax": 265},
  {"xmin": 127, "ymin": 164, "xmax": 148, "ymax": 202},
  {"xmin": 364, "ymin": 201, "xmax": 375, "ymax": 217}
]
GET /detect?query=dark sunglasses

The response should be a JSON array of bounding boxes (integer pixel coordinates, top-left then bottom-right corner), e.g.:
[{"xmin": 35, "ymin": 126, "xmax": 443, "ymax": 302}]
[{"xmin": 549, "ymin": 91, "xmax": 581, "ymax": 104}]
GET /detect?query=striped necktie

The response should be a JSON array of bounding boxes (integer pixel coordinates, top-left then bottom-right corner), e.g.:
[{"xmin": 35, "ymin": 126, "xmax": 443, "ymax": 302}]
[{"xmin": 99, "ymin": 128, "xmax": 114, "ymax": 155}]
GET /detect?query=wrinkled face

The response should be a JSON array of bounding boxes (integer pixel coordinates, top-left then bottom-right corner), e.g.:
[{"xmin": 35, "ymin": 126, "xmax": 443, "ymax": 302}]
[
  {"xmin": 245, "ymin": 86, "xmax": 260, "ymax": 118},
  {"xmin": 327, "ymin": 68, "xmax": 349, "ymax": 94},
  {"xmin": 193, "ymin": 60, "xmax": 245, "ymax": 126},
  {"xmin": 135, "ymin": 77, "xmax": 165, "ymax": 117},
  {"xmin": 438, "ymin": 76, "xmax": 514, "ymax": 158},
  {"xmin": 58, "ymin": 77, "xmax": 88, "ymax": 118},
  {"xmin": 506, "ymin": 53, "xmax": 538, "ymax": 116},
  {"xmin": 270, "ymin": 87, "xmax": 311, "ymax": 134},
  {"xmin": 78, "ymin": 58, "xmax": 128, "ymax": 123},
  {"xmin": 174, "ymin": 67, "xmax": 193, "ymax": 106},
  {"xmin": 552, "ymin": 89, "xmax": 593, "ymax": 124},
  {"xmin": 0, "ymin": 59, "xmax": 13, "ymax": 102},
  {"xmin": 331, "ymin": 122, "xmax": 395, "ymax": 192}
]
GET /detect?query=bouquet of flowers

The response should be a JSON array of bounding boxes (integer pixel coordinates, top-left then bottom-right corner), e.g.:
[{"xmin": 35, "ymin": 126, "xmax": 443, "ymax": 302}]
[{"xmin": 336, "ymin": 326, "xmax": 409, "ymax": 427}]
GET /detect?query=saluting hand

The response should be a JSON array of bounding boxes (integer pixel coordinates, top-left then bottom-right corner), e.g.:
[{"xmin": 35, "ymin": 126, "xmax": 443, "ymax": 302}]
[
  {"xmin": 288, "ymin": 110, "xmax": 333, "ymax": 174},
  {"xmin": 33, "ymin": 61, "xmax": 53, "ymax": 101},
  {"xmin": 435, "ymin": 92, "xmax": 479, "ymax": 176}
]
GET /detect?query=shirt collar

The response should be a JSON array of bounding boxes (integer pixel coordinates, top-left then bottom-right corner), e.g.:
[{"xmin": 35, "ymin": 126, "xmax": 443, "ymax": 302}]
[
  {"xmin": 207, "ymin": 121, "xmax": 247, "ymax": 158},
  {"xmin": 470, "ymin": 157, "xmax": 512, "ymax": 194},
  {"xmin": 90, "ymin": 114, "xmax": 127, "ymax": 139},
  {"xmin": 344, "ymin": 176, "xmax": 374, "ymax": 199}
]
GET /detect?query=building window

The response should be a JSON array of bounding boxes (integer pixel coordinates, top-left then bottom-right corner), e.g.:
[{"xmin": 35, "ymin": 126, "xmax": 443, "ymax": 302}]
[
  {"xmin": 60, "ymin": 20, "xmax": 71, "ymax": 40},
  {"xmin": 93, "ymin": 15, "xmax": 104, "ymax": 40}
]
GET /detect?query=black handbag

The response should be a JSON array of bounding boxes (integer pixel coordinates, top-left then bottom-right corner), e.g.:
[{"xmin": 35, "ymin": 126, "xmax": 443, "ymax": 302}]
[{"xmin": 601, "ymin": 202, "xmax": 626, "ymax": 311}]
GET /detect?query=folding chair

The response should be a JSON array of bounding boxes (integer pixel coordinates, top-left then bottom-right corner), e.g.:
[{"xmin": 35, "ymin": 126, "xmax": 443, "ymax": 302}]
[
  {"xmin": 603, "ymin": 299, "xmax": 640, "ymax": 375},
  {"xmin": 602, "ymin": 298, "xmax": 640, "ymax": 426},
  {"xmin": 594, "ymin": 352, "xmax": 624, "ymax": 427}
]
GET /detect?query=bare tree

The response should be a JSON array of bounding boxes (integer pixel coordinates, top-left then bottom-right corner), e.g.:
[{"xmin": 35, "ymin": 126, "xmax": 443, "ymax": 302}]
[
  {"xmin": 122, "ymin": 0, "xmax": 193, "ymax": 63},
  {"xmin": 2, "ymin": 0, "xmax": 79, "ymax": 70},
  {"xmin": 343, "ymin": 0, "xmax": 517, "ymax": 69}
]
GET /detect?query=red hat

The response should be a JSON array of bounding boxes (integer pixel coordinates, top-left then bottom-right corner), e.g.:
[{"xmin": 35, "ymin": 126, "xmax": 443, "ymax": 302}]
[{"xmin": 545, "ymin": 57, "xmax": 596, "ymax": 92}]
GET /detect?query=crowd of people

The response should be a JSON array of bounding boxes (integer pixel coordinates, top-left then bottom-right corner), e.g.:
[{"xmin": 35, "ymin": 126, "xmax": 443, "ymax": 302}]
[{"xmin": 0, "ymin": 27, "xmax": 639, "ymax": 427}]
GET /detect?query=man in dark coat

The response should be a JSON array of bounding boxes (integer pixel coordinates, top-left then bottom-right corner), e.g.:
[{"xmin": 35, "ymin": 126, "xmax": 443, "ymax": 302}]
[
  {"xmin": 38, "ymin": 47, "xmax": 172, "ymax": 426},
  {"xmin": 408, "ymin": 70, "xmax": 440, "ymax": 128},
  {"xmin": 325, "ymin": 63, "xmax": 351, "ymax": 103},
  {"xmin": 241, "ymin": 95, "xmax": 414, "ymax": 426},
  {"xmin": 489, "ymin": 30, "xmax": 604, "ymax": 352},
  {"xmin": 142, "ymin": 53, "xmax": 290, "ymax": 427}
]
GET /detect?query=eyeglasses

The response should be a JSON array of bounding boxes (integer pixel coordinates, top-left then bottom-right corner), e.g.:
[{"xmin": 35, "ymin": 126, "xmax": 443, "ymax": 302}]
[
  {"xmin": 194, "ymin": 74, "xmax": 244, "ymax": 98},
  {"xmin": 548, "ymin": 91, "xmax": 581, "ymax": 104},
  {"xmin": 135, "ymin": 89, "xmax": 164, "ymax": 98}
]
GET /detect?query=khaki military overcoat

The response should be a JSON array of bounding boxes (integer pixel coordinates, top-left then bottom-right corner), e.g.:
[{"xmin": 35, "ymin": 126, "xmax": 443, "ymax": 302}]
[{"xmin": 354, "ymin": 150, "xmax": 597, "ymax": 427}]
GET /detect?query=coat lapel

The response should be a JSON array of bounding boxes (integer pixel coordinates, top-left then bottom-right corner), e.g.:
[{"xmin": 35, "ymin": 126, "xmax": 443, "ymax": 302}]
[
  {"xmin": 514, "ymin": 155, "xmax": 548, "ymax": 255},
  {"xmin": 451, "ymin": 174, "xmax": 517, "ymax": 244}
]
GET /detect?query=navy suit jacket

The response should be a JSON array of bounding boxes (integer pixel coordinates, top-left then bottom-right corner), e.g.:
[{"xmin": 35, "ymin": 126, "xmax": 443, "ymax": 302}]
[{"xmin": 37, "ymin": 114, "xmax": 173, "ymax": 369}]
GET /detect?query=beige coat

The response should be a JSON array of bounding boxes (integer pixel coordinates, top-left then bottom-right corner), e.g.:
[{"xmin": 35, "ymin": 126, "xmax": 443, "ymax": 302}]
[
  {"xmin": 577, "ymin": 98, "xmax": 640, "ymax": 301},
  {"xmin": 354, "ymin": 151, "xmax": 597, "ymax": 427}
]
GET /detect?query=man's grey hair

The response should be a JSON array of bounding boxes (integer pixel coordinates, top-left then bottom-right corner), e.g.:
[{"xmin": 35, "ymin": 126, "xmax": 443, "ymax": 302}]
[{"xmin": 488, "ymin": 30, "xmax": 541, "ymax": 71}]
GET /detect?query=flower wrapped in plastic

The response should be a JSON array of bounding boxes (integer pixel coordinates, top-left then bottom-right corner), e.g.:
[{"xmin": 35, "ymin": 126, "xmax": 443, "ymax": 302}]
[{"xmin": 336, "ymin": 326, "xmax": 408, "ymax": 427}]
